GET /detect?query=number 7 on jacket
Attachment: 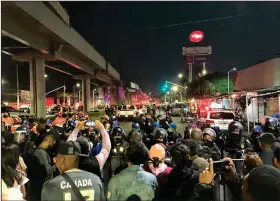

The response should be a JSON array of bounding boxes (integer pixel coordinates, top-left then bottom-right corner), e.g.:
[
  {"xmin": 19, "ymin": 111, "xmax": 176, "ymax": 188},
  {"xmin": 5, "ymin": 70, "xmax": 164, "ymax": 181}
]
[{"xmin": 63, "ymin": 189, "xmax": 95, "ymax": 201}]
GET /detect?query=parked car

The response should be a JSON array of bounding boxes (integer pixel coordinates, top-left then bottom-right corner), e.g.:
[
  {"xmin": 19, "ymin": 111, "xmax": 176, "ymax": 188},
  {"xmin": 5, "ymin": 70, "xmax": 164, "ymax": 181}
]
[
  {"xmin": 1, "ymin": 106, "xmax": 30, "ymax": 120},
  {"xmin": 19, "ymin": 104, "xmax": 31, "ymax": 113},
  {"xmin": 197, "ymin": 108, "xmax": 235, "ymax": 131},
  {"xmin": 171, "ymin": 102, "xmax": 187, "ymax": 116},
  {"xmin": 117, "ymin": 105, "xmax": 138, "ymax": 119}
]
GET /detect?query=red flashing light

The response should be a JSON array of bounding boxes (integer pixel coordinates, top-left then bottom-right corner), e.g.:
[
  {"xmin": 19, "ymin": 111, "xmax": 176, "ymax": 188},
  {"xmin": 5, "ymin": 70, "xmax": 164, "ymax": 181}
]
[{"xmin": 206, "ymin": 120, "xmax": 214, "ymax": 124}]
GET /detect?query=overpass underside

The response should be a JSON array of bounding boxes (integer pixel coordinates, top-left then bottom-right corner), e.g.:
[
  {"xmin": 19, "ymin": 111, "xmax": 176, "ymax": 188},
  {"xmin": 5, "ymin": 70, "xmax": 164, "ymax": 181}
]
[{"xmin": 2, "ymin": 1, "xmax": 122, "ymax": 117}]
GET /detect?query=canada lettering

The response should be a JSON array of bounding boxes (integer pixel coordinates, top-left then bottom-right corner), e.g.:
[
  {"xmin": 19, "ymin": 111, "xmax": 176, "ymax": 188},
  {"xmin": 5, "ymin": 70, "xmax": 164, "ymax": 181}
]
[{"xmin": 60, "ymin": 179, "xmax": 93, "ymax": 189}]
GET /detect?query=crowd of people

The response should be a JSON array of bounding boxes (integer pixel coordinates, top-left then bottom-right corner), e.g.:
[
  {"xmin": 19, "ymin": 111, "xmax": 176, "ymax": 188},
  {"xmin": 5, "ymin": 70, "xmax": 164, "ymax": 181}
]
[{"xmin": 1, "ymin": 110, "xmax": 280, "ymax": 201}]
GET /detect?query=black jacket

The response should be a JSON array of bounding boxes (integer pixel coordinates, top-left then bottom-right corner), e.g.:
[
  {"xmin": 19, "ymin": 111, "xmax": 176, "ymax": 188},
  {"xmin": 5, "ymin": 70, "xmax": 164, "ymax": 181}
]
[
  {"xmin": 187, "ymin": 184, "xmax": 213, "ymax": 201},
  {"xmin": 161, "ymin": 166, "xmax": 199, "ymax": 200}
]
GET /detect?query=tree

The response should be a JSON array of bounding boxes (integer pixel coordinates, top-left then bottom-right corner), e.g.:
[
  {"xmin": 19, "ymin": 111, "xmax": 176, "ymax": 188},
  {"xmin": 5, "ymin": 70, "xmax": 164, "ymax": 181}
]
[{"xmin": 184, "ymin": 71, "xmax": 234, "ymax": 98}]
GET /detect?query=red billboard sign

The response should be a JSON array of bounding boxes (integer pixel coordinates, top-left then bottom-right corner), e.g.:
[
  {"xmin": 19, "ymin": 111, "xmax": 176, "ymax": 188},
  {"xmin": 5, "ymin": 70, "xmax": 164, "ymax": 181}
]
[
  {"xmin": 185, "ymin": 55, "xmax": 194, "ymax": 64},
  {"xmin": 189, "ymin": 31, "xmax": 204, "ymax": 43}
]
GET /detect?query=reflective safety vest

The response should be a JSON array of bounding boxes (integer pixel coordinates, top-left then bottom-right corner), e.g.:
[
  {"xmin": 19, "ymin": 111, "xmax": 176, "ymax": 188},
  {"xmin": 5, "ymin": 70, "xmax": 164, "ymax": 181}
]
[
  {"xmin": 31, "ymin": 126, "xmax": 38, "ymax": 134},
  {"xmin": 52, "ymin": 117, "xmax": 66, "ymax": 127},
  {"xmin": 2, "ymin": 117, "xmax": 14, "ymax": 126},
  {"xmin": 11, "ymin": 125, "xmax": 21, "ymax": 133}
]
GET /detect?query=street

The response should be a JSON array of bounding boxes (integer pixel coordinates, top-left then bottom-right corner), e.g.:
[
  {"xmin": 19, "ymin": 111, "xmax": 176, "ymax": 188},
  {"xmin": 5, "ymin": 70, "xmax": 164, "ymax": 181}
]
[{"xmin": 119, "ymin": 115, "xmax": 186, "ymax": 135}]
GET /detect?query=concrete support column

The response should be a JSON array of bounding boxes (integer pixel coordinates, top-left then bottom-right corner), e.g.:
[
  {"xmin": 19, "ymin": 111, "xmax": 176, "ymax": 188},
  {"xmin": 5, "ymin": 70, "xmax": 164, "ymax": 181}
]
[
  {"xmin": 29, "ymin": 58, "xmax": 46, "ymax": 118},
  {"xmin": 278, "ymin": 94, "xmax": 280, "ymax": 114},
  {"xmin": 82, "ymin": 77, "xmax": 91, "ymax": 112}
]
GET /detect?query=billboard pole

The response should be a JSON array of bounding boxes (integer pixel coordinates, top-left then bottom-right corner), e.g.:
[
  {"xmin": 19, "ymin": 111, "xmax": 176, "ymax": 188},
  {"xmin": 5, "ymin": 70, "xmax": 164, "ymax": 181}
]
[{"xmin": 188, "ymin": 63, "xmax": 192, "ymax": 83}]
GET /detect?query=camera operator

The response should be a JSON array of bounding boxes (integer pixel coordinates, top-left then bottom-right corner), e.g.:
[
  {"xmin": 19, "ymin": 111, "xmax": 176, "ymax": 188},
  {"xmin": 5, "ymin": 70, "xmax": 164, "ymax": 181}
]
[
  {"xmin": 162, "ymin": 142, "xmax": 214, "ymax": 200},
  {"xmin": 219, "ymin": 154, "xmax": 263, "ymax": 201},
  {"xmin": 66, "ymin": 121, "xmax": 111, "ymax": 178}
]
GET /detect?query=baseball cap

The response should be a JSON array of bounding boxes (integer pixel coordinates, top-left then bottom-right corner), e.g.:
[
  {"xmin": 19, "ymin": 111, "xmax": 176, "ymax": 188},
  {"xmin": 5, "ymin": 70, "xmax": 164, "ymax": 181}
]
[
  {"xmin": 191, "ymin": 157, "xmax": 209, "ymax": 172},
  {"xmin": 149, "ymin": 144, "xmax": 165, "ymax": 160},
  {"xmin": 58, "ymin": 141, "xmax": 89, "ymax": 157},
  {"xmin": 247, "ymin": 165, "xmax": 280, "ymax": 201}
]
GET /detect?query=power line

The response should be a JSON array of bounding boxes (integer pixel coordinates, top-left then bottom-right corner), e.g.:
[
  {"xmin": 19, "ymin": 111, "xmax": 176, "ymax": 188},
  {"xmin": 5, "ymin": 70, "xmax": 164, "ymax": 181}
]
[{"xmin": 132, "ymin": 13, "xmax": 253, "ymax": 31}]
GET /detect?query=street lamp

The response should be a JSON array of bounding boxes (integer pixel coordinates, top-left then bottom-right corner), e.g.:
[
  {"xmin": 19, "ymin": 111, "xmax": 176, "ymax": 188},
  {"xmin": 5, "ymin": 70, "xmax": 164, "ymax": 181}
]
[
  {"xmin": 172, "ymin": 86, "xmax": 178, "ymax": 91},
  {"xmin": 202, "ymin": 68, "xmax": 207, "ymax": 75},
  {"xmin": 44, "ymin": 74, "xmax": 48, "ymax": 78},
  {"xmin": 73, "ymin": 83, "xmax": 81, "ymax": 105},
  {"xmin": 178, "ymin": 73, "xmax": 183, "ymax": 78},
  {"xmin": 228, "ymin": 68, "xmax": 236, "ymax": 94}
]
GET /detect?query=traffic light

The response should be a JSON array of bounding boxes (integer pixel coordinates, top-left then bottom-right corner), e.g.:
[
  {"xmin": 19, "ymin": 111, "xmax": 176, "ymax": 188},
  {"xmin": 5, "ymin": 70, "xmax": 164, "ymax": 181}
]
[{"xmin": 160, "ymin": 81, "xmax": 170, "ymax": 93}]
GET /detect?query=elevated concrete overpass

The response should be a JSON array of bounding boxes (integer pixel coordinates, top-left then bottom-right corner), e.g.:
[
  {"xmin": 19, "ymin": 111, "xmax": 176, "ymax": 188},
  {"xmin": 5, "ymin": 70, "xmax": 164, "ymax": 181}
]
[{"xmin": 2, "ymin": 1, "xmax": 121, "ymax": 117}]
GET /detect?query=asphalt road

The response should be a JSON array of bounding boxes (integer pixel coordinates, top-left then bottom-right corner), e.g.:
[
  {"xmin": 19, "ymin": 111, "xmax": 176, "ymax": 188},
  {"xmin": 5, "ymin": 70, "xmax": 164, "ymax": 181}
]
[{"xmin": 119, "ymin": 114, "xmax": 186, "ymax": 135}]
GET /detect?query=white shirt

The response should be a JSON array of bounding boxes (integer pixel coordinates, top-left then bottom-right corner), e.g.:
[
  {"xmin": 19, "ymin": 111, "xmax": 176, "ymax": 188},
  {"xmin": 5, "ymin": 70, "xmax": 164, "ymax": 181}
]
[{"xmin": 1, "ymin": 172, "xmax": 29, "ymax": 201}]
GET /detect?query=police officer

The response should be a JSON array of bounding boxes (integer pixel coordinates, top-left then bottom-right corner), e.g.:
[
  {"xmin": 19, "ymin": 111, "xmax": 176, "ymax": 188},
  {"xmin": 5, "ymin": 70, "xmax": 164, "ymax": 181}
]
[
  {"xmin": 167, "ymin": 123, "xmax": 182, "ymax": 145},
  {"xmin": 249, "ymin": 125, "xmax": 263, "ymax": 153},
  {"xmin": 224, "ymin": 121, "xmax": 251, "ymax": 159},
  {"xmin": 198, "ymin": 128, "xmax": 221, "ymax": 161},
  {"xmin": 127, "ymin": 123, "xmax": 141, "ymax": 143},
  {"xmin": 150, "ymin": 128, "xmax": 169, "ymax": 151},
  {"xmin": 105, "ymin": 106, "xmax": 112, "ymax": 116},
  {"xmin": 109, "ymin": 115, "xmax": 119, "ymax": 129},
  {"xmin": 263, "ymin": 117, "xmax": 280, "ymax": 138},
  {"xmin": 109, "ymin": 126, "xmax": 129, "ymax": 177},
  {"xmin": 144, "ymin": 113, "xmax": 155, "ymax": 135}
]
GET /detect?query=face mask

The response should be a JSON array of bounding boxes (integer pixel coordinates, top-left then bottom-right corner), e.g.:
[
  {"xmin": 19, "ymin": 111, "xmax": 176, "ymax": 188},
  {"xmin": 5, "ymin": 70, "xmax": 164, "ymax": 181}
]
[
  {"xmin": 113, "ymin": 138, "xmax": 122, "ymax": 145},
  {"xmin": 204, "ymin": 140, "xmax": 213, "ymax": 147}
]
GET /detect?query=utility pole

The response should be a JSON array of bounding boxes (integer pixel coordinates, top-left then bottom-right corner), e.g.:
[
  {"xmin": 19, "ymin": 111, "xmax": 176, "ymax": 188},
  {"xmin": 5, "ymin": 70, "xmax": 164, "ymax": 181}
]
[
  {"xmin": 63, "ymin": 86, "xmax": 66, "ymax": 106},
  {"xmin": 16, "ymin": 64, "xmax": 20, "ymax": 109}
]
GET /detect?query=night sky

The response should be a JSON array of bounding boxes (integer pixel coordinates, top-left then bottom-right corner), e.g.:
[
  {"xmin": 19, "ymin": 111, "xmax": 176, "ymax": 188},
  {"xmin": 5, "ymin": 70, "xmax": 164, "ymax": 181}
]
[{"xmin": 2, "ymin": 1, "xmax": 280, "ymax": 93}]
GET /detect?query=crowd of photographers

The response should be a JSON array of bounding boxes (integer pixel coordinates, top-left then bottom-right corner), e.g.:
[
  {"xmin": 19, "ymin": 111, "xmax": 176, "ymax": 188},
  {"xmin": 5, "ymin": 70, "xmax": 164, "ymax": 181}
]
[{"xmin": 1, "ymin": 109, "xmax": 280, "ymax": 201}]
